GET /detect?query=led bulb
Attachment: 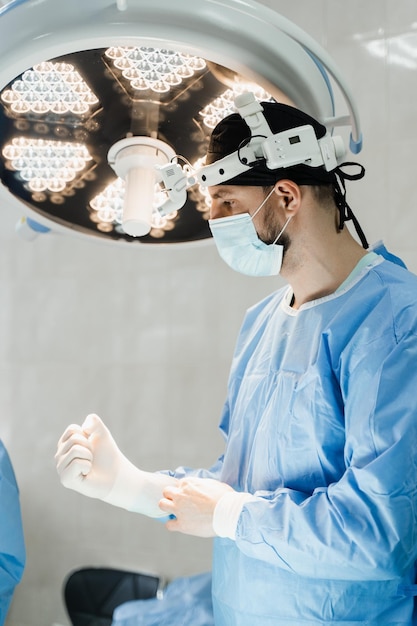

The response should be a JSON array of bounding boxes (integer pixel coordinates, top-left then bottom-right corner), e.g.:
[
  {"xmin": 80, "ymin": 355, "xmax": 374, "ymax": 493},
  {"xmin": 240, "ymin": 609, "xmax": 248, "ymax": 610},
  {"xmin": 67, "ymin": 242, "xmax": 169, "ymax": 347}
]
[
  {"xmin": 105, "ymin": 46, "xmax": 206, "ymax": 94},
  {"xmin": 4, "ymin": 137, "xmax": 92, "ymax": 195},
  {"xmin": 199, "ymin": 84, "xmax": 273, "ymax": 128},
  {"xmin": 2, "ymin": 61, "xmax": 99, "ymax": 117}
]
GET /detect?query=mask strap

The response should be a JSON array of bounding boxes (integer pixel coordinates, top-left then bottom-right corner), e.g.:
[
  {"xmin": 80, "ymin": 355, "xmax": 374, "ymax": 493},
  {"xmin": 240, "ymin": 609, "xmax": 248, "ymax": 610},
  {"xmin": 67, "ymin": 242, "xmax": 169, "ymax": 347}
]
[
  {"xmin": 272, "ymin": 215, "xmax": 292, "ymax": 245},
  {"xmin": 251, "ymin": 186, "xmax": 276, "ymax": 220},
  {"xmin": 250, "ymin": 186, "xmax": 292, "ymax": 246}
]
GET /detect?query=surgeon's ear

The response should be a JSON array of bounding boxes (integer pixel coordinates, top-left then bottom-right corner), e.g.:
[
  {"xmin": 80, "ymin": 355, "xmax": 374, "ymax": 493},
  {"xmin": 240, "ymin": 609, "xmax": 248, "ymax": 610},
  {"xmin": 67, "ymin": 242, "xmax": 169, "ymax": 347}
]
[{"xmin": 273, "ymin": 180, "xmax": 302, "ymax": 215}]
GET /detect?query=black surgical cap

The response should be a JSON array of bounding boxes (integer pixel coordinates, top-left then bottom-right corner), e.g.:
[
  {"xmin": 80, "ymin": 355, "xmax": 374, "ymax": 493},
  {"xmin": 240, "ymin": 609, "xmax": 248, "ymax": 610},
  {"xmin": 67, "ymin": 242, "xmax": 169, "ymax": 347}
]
[
  {"xmin": 205, "ymin": 100, "xmax": 369, "ymax": 248},
  {"xmin": 205, "ymin": 101, "xmax": 335, "ymax": 186}
]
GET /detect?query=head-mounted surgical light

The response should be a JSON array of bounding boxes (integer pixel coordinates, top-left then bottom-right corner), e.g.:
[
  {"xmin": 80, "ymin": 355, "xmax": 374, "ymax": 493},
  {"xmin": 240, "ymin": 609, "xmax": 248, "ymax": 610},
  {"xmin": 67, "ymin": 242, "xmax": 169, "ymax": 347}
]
[
  {"xmin": 0, "ymin": 0, "xmax": 362, "ymax": 246},
  {"xmin": 156, "ymin": 92, "xmax": 347, "ymax": 216}
]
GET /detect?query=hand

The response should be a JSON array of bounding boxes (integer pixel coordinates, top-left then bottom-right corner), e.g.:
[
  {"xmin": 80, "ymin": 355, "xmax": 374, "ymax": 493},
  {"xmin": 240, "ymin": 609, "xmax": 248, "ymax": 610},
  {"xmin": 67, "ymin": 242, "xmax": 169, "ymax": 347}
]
[
  {"xmin": 55, "ymin": 413, "xmax": 123, "ymax": 500},
  {"xmin": 56, "ymin": 414, "xmax": 180, "ymax": 516},
  {"xmin": 159, "ymin": 477, "xmax": 235, "ymax": 537}
]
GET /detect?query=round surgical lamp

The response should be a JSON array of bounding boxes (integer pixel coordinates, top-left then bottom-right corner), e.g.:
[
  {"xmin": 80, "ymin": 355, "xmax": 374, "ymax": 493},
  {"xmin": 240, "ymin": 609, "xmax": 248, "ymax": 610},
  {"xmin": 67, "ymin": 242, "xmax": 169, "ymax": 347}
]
[{"xmin": 0, "ymin": 0, "xmax": 362, "ymax": 246}]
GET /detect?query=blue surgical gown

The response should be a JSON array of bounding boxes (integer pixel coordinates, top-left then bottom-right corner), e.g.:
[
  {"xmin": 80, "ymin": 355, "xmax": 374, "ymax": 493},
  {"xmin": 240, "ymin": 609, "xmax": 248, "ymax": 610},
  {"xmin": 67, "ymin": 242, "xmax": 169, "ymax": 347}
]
[
  {"xmin": 0, "ymin": 441, "xmax": 25, "ymax": 624},
  {"xmin": 173, "ymin": 249, "xmax": 417, "ymax": 625}
]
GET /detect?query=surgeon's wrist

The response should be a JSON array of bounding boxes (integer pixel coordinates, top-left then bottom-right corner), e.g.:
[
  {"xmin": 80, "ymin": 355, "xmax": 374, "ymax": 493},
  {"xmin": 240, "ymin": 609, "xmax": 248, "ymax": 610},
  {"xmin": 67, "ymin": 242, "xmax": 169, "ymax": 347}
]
[
  {"xmin": 213, "ymin": 491, "xmax": 257, "ymax": 540},
  {"xmin": 102, "ymin": 457, "xmax": 145, "ymax": 511},
  {"xmin": 103, "ymin": 461, "xmax": 178, "ymax": 518}
]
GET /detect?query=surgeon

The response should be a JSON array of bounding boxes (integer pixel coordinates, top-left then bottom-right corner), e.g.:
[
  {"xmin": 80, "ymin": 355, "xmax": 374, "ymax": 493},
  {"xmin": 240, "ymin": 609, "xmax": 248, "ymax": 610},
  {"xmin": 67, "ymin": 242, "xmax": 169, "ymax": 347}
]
[
  {"xmin": 0, "ymin": 440, "xmax": 25, "ymax": 625},
  {"xmin": 55, "ymin": 98, "xmax": 417, "ymax": 625}
]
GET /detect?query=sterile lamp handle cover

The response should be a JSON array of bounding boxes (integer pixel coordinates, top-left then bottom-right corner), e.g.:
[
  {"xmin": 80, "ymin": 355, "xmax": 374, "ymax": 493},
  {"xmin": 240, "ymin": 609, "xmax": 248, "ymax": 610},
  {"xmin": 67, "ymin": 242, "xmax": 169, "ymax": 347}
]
[
  {"xmin": 55, "ymin": 414, "xmax": 177, "ymax": 518},
  {"xmin": 107, "ymin": 136, "xmax": 176, "ymax": 236}
]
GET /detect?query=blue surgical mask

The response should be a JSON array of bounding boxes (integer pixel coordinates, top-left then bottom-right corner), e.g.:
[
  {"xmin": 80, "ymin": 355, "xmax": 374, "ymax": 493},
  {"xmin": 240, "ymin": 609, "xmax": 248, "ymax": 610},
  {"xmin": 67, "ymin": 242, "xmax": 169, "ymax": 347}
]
[{"xmin": 208, "ymin": 189, "xmax": 292, "ymax": 277}]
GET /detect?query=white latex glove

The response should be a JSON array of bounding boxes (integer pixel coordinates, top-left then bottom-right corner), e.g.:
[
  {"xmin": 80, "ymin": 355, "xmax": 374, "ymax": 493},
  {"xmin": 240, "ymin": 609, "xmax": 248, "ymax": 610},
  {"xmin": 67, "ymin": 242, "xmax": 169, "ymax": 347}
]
[
  {"xmin": 55, "ymin": 413, "xmax": 178, "ymax": 518},
  {"xmin": 159, "ymin": 476, "xmax": 235, "ymax": 537}
]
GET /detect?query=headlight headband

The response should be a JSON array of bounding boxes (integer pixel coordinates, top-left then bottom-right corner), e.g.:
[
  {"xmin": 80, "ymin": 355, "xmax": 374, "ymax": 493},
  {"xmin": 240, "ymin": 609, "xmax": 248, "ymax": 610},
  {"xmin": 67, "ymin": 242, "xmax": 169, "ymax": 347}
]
[{"xmin": 157, "ymin": 92, "xmax": 346, "ymax": 216}]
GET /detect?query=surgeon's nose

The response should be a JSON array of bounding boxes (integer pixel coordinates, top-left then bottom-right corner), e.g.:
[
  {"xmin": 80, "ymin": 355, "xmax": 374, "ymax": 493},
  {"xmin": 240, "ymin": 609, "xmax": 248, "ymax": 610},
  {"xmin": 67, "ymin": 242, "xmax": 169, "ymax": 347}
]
[
  {"xmin": 209, "ymin": 201, "xmax": 224, "ymax": 220},
  {"xmin": 209, "ymin": 198, "xmax": 237, "ymax": 220}
]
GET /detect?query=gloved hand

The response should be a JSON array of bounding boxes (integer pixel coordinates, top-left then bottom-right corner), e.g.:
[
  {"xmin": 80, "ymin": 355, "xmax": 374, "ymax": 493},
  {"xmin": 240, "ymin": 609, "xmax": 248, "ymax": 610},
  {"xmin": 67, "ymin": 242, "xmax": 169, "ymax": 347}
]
[
  {"xmin": 159, "ymin": 476, "xmax": 235, "ymax": 537},
  {"xmin": 55, "ymin": 413, "xmax": 178, "ymax": 518}
]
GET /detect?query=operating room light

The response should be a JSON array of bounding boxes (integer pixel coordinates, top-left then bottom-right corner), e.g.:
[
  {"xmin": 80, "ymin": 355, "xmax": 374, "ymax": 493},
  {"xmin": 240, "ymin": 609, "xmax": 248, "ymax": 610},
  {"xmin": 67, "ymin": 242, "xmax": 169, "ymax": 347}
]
[
  {"xmin": 89, "ymin": 176, "xmax": 178, "ymax": 235},
  {"xmin": 0, "ymin": 0, "xmax": 363, "ymax": 246},
  {"xmin": 105, "ymin": 46, "xmax": 207, "ymax": 93},
  {"xmin": 1, "ymin": 52, "xmax": 275, "ymax": 241},
  {"xmin": 2, "ymin": 137, "xmax": 93, "ymax": 193},
  {"xmin": 0, "ymin": 61, "xmax": 99, "ymax": 115},
  {"xmin": 199, "ymin": 84, "xmax": 273, "ymax": 129}
]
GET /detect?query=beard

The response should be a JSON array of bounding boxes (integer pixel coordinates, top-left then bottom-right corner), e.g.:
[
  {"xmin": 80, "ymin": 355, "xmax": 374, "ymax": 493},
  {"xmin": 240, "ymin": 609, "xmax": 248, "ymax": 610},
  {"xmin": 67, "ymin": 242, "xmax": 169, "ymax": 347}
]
[{"xmin": 258, "ymin": 197, "xmax": 292, "ymax": 253}]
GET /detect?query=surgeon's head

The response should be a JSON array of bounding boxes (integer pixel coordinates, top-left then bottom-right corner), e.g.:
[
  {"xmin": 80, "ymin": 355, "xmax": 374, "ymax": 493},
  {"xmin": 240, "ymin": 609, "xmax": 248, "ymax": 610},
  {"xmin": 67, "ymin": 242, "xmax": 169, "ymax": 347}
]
[
  {"xmin": 206, "ymin": 101, "xmax": 334, "ymax": 188},
  {"xmin": 205, "ymin": 100, "xmax": 367, "ymax": 278}
]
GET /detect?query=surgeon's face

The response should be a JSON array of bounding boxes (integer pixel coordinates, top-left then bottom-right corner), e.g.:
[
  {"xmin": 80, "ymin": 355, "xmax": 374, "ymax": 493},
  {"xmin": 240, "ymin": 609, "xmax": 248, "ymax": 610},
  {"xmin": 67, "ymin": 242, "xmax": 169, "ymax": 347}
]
[
  {"xmin": 208, "ymin": 184, "xmax": 289, "ymax": 248},
  {"xmin": 208, "ymin": 185, "xmax": 260, "ymax": 219}
]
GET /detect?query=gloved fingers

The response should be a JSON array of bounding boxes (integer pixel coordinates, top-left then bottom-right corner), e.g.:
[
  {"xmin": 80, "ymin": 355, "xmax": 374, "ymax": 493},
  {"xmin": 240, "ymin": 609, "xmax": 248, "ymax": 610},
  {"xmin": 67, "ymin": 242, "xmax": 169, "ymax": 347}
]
[
  {"xmin": 159, "ymin": 489, "xmax": 215, "ymax": 537},
  {"xmin": 159, "ymin": 497, "xmax": 181, "ymax": 531},
  {"xmin": 161, "ymin": 484, "xmax": 180, "ymax": 500},
  {"xmin": 159, "ymin": 491, "xmax": 178, "ymax": 515},
  {"xmin": 55, "ymin": 436, "xmax": 94, "ymax": 482},
  {"xmin": 57, "ymin": 428, "xmax": 90, "ymax": 449},
  {"xmin": 81, "ymin": 413, "xmax": 107, "ymax": 437},
  {"xmin": 59, "ymin": 455, "xmax": 93, "ymax": 488},
  {"xmin": 159, "ymin": 478, "xmax": 233, "ymax": 537},
  {"xmin": 159, "ymin": 484, "xmax": 183, "ymax": 519},
  {"xmin": 55, "ymin": 438, "xmax": 93, "ymax": 473},
  {"xmin": 56, "ymin": 423, "xmax": 84, "ymax": 447},
  {"xmin": 55, "ymin": 432, "xmax": 92, "ymax": 468}
]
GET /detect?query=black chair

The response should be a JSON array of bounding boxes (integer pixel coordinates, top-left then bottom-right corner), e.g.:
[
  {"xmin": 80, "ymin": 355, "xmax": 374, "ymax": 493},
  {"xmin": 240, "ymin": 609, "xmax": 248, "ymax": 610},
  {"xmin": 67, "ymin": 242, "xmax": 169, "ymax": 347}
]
[{"xmin": 63, "ymin": 567, "xmax": 161, "ymax": 626}]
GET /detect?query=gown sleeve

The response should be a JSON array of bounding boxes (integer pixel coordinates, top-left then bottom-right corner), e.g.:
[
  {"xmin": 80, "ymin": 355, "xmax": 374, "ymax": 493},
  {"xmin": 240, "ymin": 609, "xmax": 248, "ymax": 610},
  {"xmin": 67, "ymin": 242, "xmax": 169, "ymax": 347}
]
[
  {"xmin": 0, "ymin": 441, "xmax": 26, "ymax": 622},
  {"xmin": 166, "ymin": 455, "xmax": 225, "ymax": 481}
]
